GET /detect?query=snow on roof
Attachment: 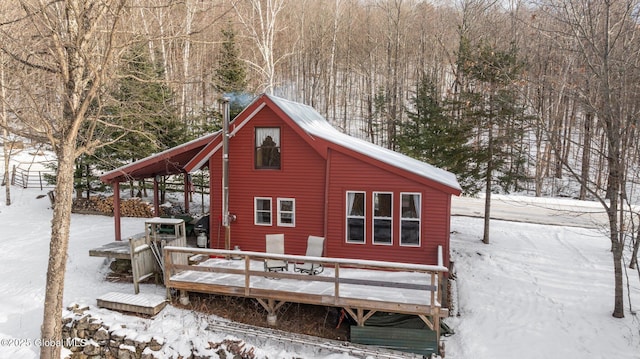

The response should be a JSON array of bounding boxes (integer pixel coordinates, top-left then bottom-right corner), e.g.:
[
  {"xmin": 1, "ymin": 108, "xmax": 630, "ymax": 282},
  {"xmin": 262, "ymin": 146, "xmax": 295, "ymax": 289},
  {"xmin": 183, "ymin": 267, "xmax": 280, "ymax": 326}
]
[
  {"xmin": 100, "ymin": 131, "xmax": 220, "ymax": 180},
  {"xmin": 267, "ymin": 94, "xmax": 462, "ymax": 193}
]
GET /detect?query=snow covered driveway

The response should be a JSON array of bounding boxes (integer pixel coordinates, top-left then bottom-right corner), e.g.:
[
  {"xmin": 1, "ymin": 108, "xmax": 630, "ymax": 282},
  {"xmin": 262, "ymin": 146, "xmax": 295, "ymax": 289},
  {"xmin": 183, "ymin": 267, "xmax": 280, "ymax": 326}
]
[{"xmin": 452, "ymin": 194, "xmax": 609, "ymax": 229}]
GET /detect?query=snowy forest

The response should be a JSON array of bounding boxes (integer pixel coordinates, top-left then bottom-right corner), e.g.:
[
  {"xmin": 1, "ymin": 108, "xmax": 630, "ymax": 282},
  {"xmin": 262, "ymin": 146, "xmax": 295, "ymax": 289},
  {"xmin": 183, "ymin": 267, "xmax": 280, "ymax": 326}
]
[{"xmin": 1, "ymin": 1, "xmax": 640, "ymax": 358}]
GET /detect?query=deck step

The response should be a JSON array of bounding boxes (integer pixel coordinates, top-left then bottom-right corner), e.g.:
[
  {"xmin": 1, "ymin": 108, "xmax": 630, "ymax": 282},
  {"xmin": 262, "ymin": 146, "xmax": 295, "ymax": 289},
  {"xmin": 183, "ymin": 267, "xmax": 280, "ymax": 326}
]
[{"xmin": 97, "ymin": 292, "xmax": 167, "ymax": 316}]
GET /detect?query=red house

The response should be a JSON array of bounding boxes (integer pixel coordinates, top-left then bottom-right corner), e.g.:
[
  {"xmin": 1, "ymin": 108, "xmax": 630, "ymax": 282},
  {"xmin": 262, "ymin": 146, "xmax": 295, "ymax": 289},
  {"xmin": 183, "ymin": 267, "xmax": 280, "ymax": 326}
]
[{"xmin": 101, "ymin": 94, "xmax": 461, "ymax": 268}]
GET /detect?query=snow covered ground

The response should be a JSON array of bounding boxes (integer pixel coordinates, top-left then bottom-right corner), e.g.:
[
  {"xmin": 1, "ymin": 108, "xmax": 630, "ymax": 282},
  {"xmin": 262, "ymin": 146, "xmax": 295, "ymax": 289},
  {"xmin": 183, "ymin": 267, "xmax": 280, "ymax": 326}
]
[
  {"xmin": 445, "ymin": 216, "xmax": 640, "ymax": 358},
  {"xmin": 0, "ymin": 182, "xmax": 639, "ymax": 357}
]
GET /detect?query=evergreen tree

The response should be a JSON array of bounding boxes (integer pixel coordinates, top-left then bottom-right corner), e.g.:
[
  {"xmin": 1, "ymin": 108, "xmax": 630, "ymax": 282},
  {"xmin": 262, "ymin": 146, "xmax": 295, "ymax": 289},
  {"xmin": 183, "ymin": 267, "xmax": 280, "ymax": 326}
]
[
  {"xmin": 214, "ymin": 24, "xmax": 249, "ymax": 119},
  {"xmin": 90, "ymin": 43, "xmax": 186, "ymax": 195},
  {"xmin": 458, "ymin": 40, "xmax": 530, "ymax": 243},
  {"xmin": 100, "ymin": 43, "xmax": 185, "ymax": 162},
  {"xmin": 398, "ymin": 73, "xmax": 480, "ymax": 194}
]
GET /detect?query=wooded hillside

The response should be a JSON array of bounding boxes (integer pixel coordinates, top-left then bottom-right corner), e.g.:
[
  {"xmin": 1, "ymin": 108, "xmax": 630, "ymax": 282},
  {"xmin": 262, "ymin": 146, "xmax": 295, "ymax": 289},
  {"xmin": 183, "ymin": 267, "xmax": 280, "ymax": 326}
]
[{"xmin": 2, "ymin": 0, "xmax": 639, "ymax": 200}]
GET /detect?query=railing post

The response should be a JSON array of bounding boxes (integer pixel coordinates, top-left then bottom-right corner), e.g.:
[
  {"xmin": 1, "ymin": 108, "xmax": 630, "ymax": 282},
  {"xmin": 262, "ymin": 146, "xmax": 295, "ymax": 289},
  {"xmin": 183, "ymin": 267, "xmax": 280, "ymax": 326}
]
[
  {"xmin": 334, "ymin": 263, "xmax": 340, "ymax": 305},
  {"xmin": 163, "ymin": 247, "xmax": 173, "ymax": 300},
  {"xmin": 430, "ymin": 272, "xmax": 436, "ymax": 308},
  {"xmin": 437, "ymin": 269, "xmax": 443, "ymax": 307},
  {"xmin": 39, "ymin": 171, "xmax": 43, "ymax": 190},
  {"xmin": 244, "ymin": 255, "xmax": 251, "ymax": 296}
]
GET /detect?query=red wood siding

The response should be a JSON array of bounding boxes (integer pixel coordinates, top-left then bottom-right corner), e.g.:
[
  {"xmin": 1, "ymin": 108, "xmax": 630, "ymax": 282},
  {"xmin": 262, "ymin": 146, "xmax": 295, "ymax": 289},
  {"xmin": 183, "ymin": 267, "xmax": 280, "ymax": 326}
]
[
  {"xmin": 209, "ymin": 106, "xmax": 326, "ymax": 256},
  {"xmin": 326, "ymin": 149, "xmax": 451, "ymax": 267}
]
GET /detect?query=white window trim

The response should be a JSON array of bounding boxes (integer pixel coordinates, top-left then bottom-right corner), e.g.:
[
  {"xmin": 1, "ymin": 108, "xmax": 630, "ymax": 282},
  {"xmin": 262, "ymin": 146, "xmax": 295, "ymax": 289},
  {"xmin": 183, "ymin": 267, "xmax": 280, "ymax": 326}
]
[
  {"xmin": 372, "ymin": 192, "xmax": 393, "ymax": 246},
  {"xmin": 400, "ymin": 192, "xmax": 421, "ymax": 247},
  {"xmin": 277, "ymin": 198, "xmax": 296, "ymax": 227},
  {"xmin": 345, "ymin": 191, "xmax": 366, "ymax": 244},
  {"xmin": 254, "ymin": 197, "xmax": 272, "ymax": 226}
]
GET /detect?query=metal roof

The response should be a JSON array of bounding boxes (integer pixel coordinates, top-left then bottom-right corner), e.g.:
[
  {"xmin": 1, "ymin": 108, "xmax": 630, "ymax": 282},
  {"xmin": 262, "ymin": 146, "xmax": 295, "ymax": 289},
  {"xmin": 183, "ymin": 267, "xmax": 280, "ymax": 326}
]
[{"xmin": 266, "ymin": 94, "xmax": 462, "ymax": 193}]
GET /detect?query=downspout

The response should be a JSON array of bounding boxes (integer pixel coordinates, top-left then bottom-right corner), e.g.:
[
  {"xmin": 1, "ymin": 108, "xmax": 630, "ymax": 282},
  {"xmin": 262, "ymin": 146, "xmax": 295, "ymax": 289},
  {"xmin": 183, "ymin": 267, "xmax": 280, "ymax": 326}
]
[
  {"xmin": 153, "ymin": 176, "xmax": 160, "ymax": 217},
  {"xmin": 221, "ymin": 97, "xmax": 231, "ymax": 251},
  {"xmin": 323, "ymin": 148, "xmax": 332, "ymax": 254}
]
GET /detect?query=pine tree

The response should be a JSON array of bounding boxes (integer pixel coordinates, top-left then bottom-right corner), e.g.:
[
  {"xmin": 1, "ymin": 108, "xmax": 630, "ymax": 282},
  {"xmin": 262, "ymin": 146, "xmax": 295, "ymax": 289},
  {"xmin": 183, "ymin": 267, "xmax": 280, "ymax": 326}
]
[
  {"xmin": 398, "ymin": 73, "xmax": 480, "ymax": 194},
  {"xmin": 458, "ymin": 40, "xmax": 530, "ymax": 243},
  {"xmin": 215, "ymin": 25, "xmax": 247, "ymax": 94},
  {"xmin": 214, "ymin": 24, "xmax": 249, "ymax": 120},
  {"xmin": 96, "ymin": 44, "xmax": 185, "ymax": 167},
  {"xmin": 88, "ymin": 43, "xmax": 185, "ymax": 196}
]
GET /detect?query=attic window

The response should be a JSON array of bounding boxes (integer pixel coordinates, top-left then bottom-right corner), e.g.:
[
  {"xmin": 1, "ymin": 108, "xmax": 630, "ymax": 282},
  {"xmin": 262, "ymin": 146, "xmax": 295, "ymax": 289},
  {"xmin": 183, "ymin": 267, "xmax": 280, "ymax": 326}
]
[{"xmin": 255, "ymin": 127, "xmax": 281, "ymax": 169}]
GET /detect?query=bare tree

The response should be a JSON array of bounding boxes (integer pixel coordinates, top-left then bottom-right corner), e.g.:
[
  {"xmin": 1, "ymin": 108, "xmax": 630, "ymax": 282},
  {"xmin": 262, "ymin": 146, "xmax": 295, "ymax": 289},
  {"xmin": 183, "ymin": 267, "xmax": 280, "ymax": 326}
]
[
  {"xmin": 534, "ymin": 0, "xmax": 640, "ymax": 318},
  {"xmin": 234, "ymin": 0, "xmax": 288, "ymax": 94},
  {"xmin": 1, "ymin": 52, "xmax": 11, "ymax": 205},
  {"xmin": 1, "ymin": 1, "xmax": 127, "ymax": 358}
]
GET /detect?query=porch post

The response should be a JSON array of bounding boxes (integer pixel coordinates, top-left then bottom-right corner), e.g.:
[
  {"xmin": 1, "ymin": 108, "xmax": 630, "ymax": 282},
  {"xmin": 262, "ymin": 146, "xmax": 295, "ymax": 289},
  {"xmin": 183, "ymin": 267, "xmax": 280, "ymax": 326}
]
[
  {"xmin": 153, "ymin": 176, "xmax": 160, "ymax": 216},
  {"xmin": 183, "ymin": 174, "xmax": 190, "ymax": 213},
  {"xmin": 113, "ymin": 182, "xmax": 122, "ymax": 241},
  {"xmin": 208, "ymin": 158, "xmax": 215, "ymax": 248}
]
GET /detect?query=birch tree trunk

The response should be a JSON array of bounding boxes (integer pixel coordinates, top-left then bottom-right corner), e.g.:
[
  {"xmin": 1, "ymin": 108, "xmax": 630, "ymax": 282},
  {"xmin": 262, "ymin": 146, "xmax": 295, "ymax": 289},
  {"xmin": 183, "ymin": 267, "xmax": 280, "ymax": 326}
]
[
  {"xmin": 234, "ymin": 0, "xmax": 287, "ymax": 94},
  {"xmin": 2, "ymin": 2, "xmax": 127, "ymax": 358},
  {"xmin": 1, "ymin": 54, "xmax": 10, "ymax": 205}
]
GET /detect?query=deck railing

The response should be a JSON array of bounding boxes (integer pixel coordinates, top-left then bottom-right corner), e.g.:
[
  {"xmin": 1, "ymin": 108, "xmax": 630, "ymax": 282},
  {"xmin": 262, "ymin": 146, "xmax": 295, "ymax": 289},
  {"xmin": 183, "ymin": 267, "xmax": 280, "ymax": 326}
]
[{"xmin": 163, "ymin": 246, "xmax": 448, "ymax": 329}]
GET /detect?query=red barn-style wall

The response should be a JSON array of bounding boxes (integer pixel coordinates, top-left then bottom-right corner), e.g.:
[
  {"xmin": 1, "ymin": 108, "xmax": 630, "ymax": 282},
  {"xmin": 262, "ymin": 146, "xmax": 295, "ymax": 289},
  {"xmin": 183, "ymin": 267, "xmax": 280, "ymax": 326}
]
[
  {"xmin": 325, "ymin": 149, "xmax": 453, "ymax": 268},
  {"xmin": 204, "ymin": 94, "xmax": 461, "ymax": 268}
]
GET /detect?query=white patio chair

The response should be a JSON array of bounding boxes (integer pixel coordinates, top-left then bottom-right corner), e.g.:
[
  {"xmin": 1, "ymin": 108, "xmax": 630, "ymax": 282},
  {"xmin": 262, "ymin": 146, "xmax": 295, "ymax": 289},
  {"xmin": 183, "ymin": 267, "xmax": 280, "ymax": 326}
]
[
  {"xmin": 264, "ymin": 234, "xmax": 288, "ymax": 272},
  {"xmin": 294, "ymin": 235, "xmax": 325, "ymax": 275}
]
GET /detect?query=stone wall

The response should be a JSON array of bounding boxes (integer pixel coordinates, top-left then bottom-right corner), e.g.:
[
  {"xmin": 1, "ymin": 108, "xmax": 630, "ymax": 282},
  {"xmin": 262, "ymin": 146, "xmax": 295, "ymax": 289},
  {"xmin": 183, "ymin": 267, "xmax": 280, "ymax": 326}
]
[{"xmin": 61, "ymin": 304, "xmax": 255, "ymax": 359}]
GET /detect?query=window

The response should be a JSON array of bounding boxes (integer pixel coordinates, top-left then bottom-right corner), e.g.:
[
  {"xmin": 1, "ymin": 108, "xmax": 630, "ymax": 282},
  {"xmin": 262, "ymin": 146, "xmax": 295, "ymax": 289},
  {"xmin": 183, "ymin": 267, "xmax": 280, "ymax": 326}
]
[
  {"xmin": 401, "ymin": 193, "xmax": 421, "ymax": 246},
  {"xmin": 277, "ymin": 198, "xmax": 295, "ymax": 227},
  {"xmin": 255, "ymin": 127, "xmax": 281, "ymax": 169},
  {"xmin": 346, "ymin": 191, "xmax": 365, "ymax": 243},
  {"xmin": 373, "ymin": 192, "xmax": 392, "ymax": 245},
  {"xmin": 254, "ymin": 197, "xmax": 272, "ymax": 225}
]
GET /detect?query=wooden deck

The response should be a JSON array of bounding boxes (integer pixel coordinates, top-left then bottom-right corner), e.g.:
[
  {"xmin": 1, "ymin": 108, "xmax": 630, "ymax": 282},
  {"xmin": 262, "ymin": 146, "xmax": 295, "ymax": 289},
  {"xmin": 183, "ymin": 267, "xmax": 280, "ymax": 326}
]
[
  {"xmin": 163, "ymin": 246, "xmax": 448, "ymax": 337},
  {"xmin": 89, "ymin": 239, "xmax": 133, "ymax": 260},
  {"xmin": 97, "ymin": 292, "xmax": 167, "ymax": 316}
]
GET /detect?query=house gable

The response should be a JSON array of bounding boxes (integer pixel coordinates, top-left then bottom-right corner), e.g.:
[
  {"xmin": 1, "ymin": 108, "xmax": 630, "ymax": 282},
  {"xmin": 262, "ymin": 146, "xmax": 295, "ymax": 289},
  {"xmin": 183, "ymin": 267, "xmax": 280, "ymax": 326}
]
[{"xmin": 208, "ymin": 105, "xmax": 327, "ymax": 256}]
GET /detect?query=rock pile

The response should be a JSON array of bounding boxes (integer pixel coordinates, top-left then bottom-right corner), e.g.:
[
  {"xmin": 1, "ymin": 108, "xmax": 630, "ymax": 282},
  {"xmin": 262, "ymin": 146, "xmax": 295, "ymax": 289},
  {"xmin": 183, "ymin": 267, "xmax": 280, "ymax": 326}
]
[{"xmin": 62, "ymin": 304, "xmax": 164, "ymax": 359}]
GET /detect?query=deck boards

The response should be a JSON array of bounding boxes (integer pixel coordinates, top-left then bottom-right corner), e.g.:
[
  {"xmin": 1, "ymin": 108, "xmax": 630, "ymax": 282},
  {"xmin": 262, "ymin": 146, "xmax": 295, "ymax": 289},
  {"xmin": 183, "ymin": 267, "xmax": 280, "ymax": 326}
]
[{"xmin": 88, "ymin": 240, "xmax": 131, "ymax": 259}]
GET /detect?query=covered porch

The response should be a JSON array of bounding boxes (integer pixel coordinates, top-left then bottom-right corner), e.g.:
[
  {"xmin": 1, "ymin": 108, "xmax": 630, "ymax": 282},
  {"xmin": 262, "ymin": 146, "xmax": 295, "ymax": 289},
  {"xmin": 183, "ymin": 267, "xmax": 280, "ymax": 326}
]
[{"xmin": 100, "ymin": 132, "xmax": 219, "ymax": 241}]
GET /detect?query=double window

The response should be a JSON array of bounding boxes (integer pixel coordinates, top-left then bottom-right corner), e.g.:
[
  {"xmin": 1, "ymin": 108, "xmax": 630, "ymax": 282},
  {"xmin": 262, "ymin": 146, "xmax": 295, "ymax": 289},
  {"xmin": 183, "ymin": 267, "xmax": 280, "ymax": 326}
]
[
  {"xmin": 254, "ymin": 197, "xmax": 295, "ymax": 227},
  {"xmin": 345, "ymin": 191, "xmax": 422, "ymax": 246},
  {"xmin": 255, "ymin": 127, "xmax": 281, "ymax": 169}
]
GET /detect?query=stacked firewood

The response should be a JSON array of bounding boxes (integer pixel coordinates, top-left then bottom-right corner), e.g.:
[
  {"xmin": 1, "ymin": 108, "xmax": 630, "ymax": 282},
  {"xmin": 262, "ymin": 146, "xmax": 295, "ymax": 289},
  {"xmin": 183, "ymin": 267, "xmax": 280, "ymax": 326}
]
[{"xmin": 72, "ymin": 196, "xmax": 154, "ymax": 217}]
